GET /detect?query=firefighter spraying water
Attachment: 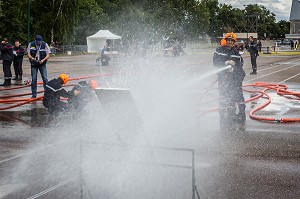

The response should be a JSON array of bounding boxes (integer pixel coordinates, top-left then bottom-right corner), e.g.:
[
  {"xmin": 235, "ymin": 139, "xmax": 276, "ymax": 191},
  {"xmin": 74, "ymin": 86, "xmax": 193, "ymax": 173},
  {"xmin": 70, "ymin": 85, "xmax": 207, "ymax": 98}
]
[
  {"xmin": 213, "ymin": 32, "xmax": 246, "ymax": 132},
  {"xmin": 68, "ymin": 80, "xmax": 98, "ymax": 111},
  {"xmin": 43, "ymin": 74, "xmax": 97, "ymax": 114}
]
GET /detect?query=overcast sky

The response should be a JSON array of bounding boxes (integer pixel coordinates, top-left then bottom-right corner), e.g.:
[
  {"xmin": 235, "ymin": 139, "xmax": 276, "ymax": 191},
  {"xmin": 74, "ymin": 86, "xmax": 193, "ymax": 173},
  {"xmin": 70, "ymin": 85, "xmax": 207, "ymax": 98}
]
[{"xmin": 218, "ymin": 0, "xmax": 293, "ymax": 21}]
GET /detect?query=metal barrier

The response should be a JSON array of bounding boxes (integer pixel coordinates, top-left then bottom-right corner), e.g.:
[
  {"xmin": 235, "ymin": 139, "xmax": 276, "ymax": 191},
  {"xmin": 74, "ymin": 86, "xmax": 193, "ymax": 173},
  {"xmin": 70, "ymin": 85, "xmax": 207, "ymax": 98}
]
[
  {"xmin": 22, "ymin": 45, "xmax": 88, "ymax": 56},
  {"xmin": 0, "ymin": 140, "xmax": 201, "ymax": 199},
  {"xmin": 79, "ymin": 142, "xmax": 201, "ymax": 199},
  {"xmin": 261, "ymin": 46, "xmax": 273, "ymax": 54},
  {"xmin": 51, "ymin": 45, "xmax": 88, "ymax": 55}
]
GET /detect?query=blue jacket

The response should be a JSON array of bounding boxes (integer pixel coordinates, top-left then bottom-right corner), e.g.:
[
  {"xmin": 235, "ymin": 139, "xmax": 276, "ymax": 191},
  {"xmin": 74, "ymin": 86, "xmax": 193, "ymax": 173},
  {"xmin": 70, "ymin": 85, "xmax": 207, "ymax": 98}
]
[{"xmin": 29, "ymin": 41, "xmax": 48, "ymax": 64}]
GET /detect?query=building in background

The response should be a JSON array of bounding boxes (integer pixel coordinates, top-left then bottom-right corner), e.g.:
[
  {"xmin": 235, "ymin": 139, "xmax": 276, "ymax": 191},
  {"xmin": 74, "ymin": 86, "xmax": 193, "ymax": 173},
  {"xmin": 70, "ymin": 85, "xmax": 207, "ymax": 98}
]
[{"xmin": 286, "ymin": 0, "xmax": 300, "ymax": 39}]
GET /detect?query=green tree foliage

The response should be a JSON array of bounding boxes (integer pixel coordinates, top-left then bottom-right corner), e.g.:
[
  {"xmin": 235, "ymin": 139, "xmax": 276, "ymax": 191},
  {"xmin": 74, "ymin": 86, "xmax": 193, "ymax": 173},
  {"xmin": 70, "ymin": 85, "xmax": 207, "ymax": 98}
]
[
  {"xmin": 218, "ymin": 5, "xmax": 245, "ymax": 34},
  {"xmin": 244, "ymin": 4, "xmax": 277, "ymax": 38},
  {"xmin": 30, "ymin": 0, "xmax": 79, "ymax": 44},
  {"xmin": 74, "ymin": 0, "xmax": 108, "ymax": 44},
  {"xmin": 140, "ymin": 0, "xmax": 209, "ymax": 41},
  {"xmin": 95, "ymin": 0, "xmax": 131, "ymax": 21},
  {"xmin": 184, "ymin": 1, "xmax": 210, "ymax": 39},
  {"xmin": 111, "ymin": 4, "xmax": 155, "ymax": 41},
  {"xmin": 0, "ymin": 0, "xmax": 27, "ymax": 43},
  {"xmin": 203, "ymin": 0, "xmax": 219, "ymax": 36},
  {"xmin": 0, "ymin": 0, "xmax": 291, "ymax": 45},
  {"xmin": 275, "ymin": 20, "xmax": 290, "ymax": 38}
]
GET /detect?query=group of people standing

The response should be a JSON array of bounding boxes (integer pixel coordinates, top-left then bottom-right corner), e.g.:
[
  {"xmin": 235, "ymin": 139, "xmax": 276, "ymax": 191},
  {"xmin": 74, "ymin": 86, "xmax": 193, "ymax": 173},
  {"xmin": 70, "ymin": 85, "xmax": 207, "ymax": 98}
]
[
  {"xmin": 1, "ymin": 35, "xmax": 97, "ymax": 115},
  {"xmin": 0, "ymin": 35, "xmax": 51, "ymax": 99},
  {"xmin": 0, "ymin": 38, "xmax": 25, "ymax": 86}
]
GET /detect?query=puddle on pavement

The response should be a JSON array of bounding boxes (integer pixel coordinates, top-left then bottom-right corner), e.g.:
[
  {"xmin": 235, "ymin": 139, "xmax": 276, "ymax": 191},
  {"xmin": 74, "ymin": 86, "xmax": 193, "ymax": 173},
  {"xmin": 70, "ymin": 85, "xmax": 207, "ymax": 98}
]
[{"xmin": 0, "ymin": 108, "xmax": 50, "ymax": 128}]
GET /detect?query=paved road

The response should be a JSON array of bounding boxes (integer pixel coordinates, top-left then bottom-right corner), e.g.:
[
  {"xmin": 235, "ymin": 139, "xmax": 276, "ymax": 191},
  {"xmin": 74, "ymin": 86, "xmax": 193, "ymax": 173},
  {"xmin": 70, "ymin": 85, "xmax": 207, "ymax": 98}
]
[{"xmin": 1, "ymin": 48, "xmax": 300, "ymax": 198}]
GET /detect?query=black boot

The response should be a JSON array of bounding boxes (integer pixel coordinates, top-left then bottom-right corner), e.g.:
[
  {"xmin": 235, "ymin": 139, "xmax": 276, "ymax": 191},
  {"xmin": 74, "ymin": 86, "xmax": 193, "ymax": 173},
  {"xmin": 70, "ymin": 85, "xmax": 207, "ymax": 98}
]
[
  {"xmin": 0, "ymin": 79, "xmax": 9, "ymax": 86},
  {"xmin": 12, "ymin": 76, "xmax": 18, "ymax": 80},
  {"xmin": 18, "ymin": 75, "xmax": 22, "ymax": 80},
  {"xmin": 250, "ymin": 70, "xmax": 257, "ymax": 75},
  {"xmin": 7, "ymin": 79, "xmax": 11, "ymax": 86}
]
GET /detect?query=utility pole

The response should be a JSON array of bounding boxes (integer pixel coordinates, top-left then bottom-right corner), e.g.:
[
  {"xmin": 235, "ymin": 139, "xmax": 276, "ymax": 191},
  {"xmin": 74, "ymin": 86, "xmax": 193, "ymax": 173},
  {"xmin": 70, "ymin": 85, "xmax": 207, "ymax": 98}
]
[{"xmin": 27, "ymin": 0, "xmax": 30, "ymax": 44}]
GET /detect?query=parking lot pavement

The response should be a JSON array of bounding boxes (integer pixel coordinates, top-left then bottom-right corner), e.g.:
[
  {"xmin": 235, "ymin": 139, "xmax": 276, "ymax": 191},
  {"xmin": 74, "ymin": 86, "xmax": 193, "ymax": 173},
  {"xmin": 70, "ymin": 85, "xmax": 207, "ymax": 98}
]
[{"xmin": 1, "ymin": 50, "xmax": 300, "ymax": 198}]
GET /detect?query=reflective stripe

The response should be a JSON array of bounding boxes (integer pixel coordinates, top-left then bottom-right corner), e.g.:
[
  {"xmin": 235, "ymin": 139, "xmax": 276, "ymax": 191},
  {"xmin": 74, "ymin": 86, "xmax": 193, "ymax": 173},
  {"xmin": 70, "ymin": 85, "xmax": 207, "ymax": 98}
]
[
  {"xmin": 214, "ymin": 52, "xmax": 228, "ymax": 56},
  {"xmin": 215, "ymin": 51, "xmax": 241, "ymax": 59},
  {"xmin": 230, "ymin": 55, "xmax": 241, "ymax": 58},
  {"xmin": 46, "ymin": 84, "xmax": 63, "ymax": 92}
]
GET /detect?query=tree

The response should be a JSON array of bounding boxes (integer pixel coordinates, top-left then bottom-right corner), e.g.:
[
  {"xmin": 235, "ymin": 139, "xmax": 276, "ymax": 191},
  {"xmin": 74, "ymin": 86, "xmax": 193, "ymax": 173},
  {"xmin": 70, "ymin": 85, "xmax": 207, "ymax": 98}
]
[
  {"xmin": 0, "ymin": 0, "xmax": 283, "ymax": 45},
  {"xmin": 184, "ymin": 1, "xmax": 210, "ymax": 39},
  {"xmin": 140, "ymin": 0, "xmax": 209, "ymax": 41},
  {"xmin": 0, "ymin": 0, "xmax": 27, "ymax": 43},
  {"xmin": 30, "ymin": 0, "xmax": 79, "ymax": 44},
  {"xmin": 75, "ymin": 0, "xmax": 108, "ymax": 44},
  {"xmin": 203, "ymin": 0, "xmax": 220, "ymax": 37},
  {"xmin": 244, "ymin": 4, "xmax": 276, "ymax": 38},
  {"xmin": 276, "ymin": 20, "xmax": 290, "ymax": 39}
]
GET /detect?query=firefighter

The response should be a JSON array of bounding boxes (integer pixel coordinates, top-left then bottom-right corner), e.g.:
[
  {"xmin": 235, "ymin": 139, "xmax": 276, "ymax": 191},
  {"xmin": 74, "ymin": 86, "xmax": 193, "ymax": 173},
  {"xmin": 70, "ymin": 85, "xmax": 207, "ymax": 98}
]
[
  {"xmin": 12, "ymin": 40, "xmax": 25, "ymax": 81},
  {"xmin": 248, "ymin": 36, "xmax": 259, "ymax": 75},
  {"xmin": 0, "ymin": 37, "xmax": 13, "ymax": 86},
  {"xmin": 68, "ymin": 80, "xmax": 98, "ymax": 111},
  {"xmin": 43, "ymin": 74, "xmax": 80, "ymax": 114},
  {"xmin": 213, "ymin": 32, "xmax": 246, "ymax": 132}
]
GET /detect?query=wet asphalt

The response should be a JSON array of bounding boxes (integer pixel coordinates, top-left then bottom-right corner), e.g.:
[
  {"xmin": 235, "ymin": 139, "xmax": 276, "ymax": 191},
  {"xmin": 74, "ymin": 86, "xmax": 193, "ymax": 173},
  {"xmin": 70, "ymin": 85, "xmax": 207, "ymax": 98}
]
[{"xmin": 1, "ymin": 47, "xmax": 300, "ymax": 198}]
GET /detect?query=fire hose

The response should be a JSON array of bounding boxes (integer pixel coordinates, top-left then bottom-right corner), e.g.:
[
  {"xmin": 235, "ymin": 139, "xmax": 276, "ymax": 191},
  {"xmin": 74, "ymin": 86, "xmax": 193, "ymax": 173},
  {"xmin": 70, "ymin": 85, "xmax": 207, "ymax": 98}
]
[
  {"xmin": 0, "ymin": 73, "xmax": 114, "ymax": 110},
  {"xmin": 243, "ymin": 82, "xmax": 300, "ymax": 122},
  {"xmin": 2, "ymin": 76, "xmax": 300, "ymax": 123},
  {"xmin": 201, "ymin": 82, "xmax": 300, "ymax": 123}
]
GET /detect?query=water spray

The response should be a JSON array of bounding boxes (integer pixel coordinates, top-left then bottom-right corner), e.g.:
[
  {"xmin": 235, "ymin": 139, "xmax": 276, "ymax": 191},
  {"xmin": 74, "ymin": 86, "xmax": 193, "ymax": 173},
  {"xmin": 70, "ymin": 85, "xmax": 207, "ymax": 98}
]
[
  {"xmin": 196, "ymin": 65, "xmax": 232, "ymax": 81},
  {"xmin": 184, "ymin": 65, "xmax": 232, "ymax": 89}
]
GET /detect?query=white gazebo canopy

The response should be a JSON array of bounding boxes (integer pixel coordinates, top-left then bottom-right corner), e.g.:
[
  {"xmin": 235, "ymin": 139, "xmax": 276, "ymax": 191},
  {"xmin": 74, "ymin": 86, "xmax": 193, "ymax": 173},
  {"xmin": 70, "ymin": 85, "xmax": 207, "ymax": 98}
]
[{"xmin": 87, "ymin": 30, "xmax": 121, "ymax": 53}]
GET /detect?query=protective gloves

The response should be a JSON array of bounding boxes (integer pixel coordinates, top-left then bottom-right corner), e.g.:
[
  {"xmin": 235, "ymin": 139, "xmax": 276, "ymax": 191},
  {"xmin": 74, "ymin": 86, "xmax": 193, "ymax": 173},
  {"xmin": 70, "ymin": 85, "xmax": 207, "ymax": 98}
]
[{"xmin": 225, "ymin": 60, "xmax": 236, "ymax": 66}]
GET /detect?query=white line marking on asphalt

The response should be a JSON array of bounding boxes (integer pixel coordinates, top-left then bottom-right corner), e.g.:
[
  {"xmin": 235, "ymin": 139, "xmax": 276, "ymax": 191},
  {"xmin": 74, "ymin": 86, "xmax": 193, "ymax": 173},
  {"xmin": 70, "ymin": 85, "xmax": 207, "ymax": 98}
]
[
  {"xmin": 0, "ymin": 153, "xmax": 25, "ymax": 164},
  {"xmin": 0, "ymin": 136, "xmax": 80, "ymax": 165},
  {"xmin": 279, "ymin": 72, "xmax": 300, "ymax": 83},
  {"xmin": 250, "ymin": 64, "xmax": 281, "ymax": 73},
  {"xmin": 245, "ymin": 59, "xmax": 300, "ymax": 77},
  {"xmin": 26, "ymin": 180, "xmax": 72, "ymax": 199},
  {"xmin": 247, "ymin": 65, "xmax": 298, "ymax": 81}
]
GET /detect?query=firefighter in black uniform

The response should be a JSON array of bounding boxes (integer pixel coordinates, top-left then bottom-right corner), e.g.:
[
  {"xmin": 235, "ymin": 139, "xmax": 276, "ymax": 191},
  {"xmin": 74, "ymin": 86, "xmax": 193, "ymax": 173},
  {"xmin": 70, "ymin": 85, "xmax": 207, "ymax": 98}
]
[
  {"xmin": 213, "ymin": 32, "xmax": 246, "ymax": 132},
  {"xmin": 0, "ymin": 37, "xmax": 13, "ymax": 86},
  {"xmin": 12, "ymin": 40, "xmax": 25, "ymax": 81},
  {"xmin": 68, "ymin": 80, "xmax": 97, "ymax": 111},
  {"xmin": 43, "ymin": 74, "xmax": 80, "ymax": 114},
  {"xmin": 248, "ymin": 36, "xmax": 259, "ymax": 75}
]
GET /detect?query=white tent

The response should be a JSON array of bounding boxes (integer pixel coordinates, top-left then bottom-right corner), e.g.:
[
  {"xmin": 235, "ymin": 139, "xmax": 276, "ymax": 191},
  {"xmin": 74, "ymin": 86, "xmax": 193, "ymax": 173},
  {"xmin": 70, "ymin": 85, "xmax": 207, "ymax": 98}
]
[{"xmin": 87, "ymin": 30, "xmax": 122, "ymax": 53}]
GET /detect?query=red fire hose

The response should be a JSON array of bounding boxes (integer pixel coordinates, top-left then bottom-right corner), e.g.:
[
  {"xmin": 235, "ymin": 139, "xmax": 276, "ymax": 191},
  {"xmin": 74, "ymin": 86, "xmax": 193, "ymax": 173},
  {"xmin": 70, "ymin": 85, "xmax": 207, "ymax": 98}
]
[
  {"xmin": 0, "ymin": 73, "xmax": 114, "ymax": 110},
  {"xmin": 2, "ymin": 76, "xmax": 300, "ymax": 123},
  {"xmin": 0, "ymin": 96, "xmax": 43, "ymax": 110},
  {"xmin": 243, "ymin": 82, "xmax": 300, "ymax": 123},
  {"xmin": 201, "ymin": 82, "xmax": 300, "ymax": 123}
]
